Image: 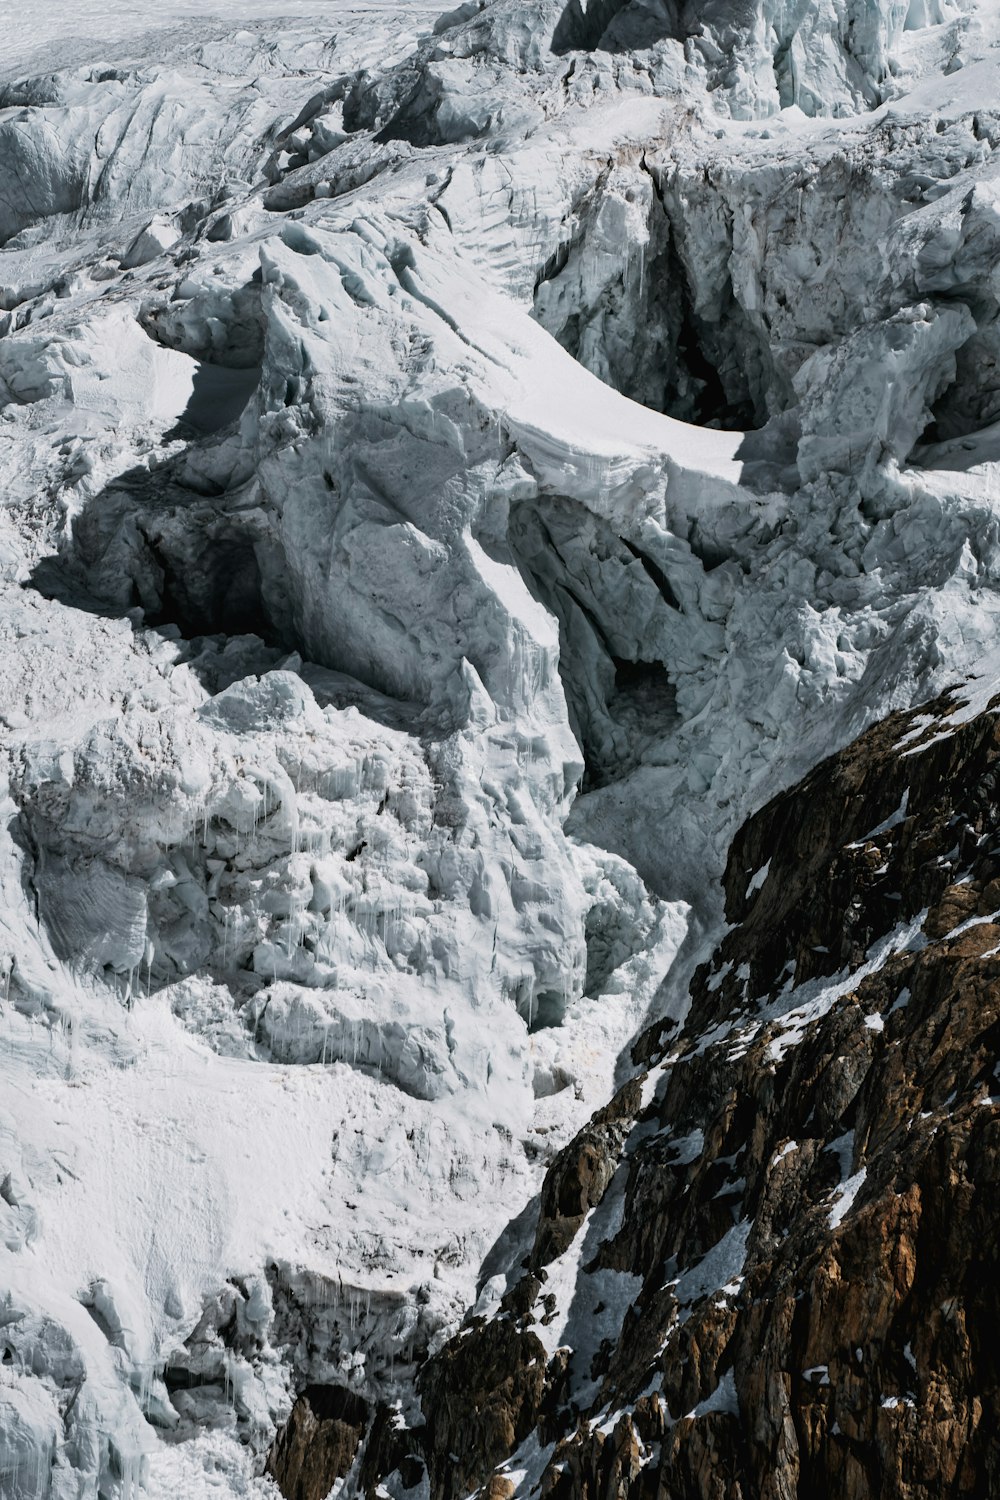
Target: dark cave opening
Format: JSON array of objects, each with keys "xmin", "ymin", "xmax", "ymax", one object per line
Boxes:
[
  {"xmin": 298, "ymin": 1384, "xmax": 370, "ymax": 1426},
  {"xmin": 535, "ymin": 212, "xmax": 762, "ymax": 434},
  {"xmin": 664, "ymin": 309, "xmax": 758, "ymax": 431},
  {"xmin": 27, "ymin": 508, "xmax": 287, "ymax": 676},
  {"xmin": 524, "ymin": 989, "xmax": 565, "ymax": 1033},
  {"xmin": 144, "ymin": 531, "xmax": 277, "ymax": 642},
  {"xmin": 611, "ymin": 655, "xmax": 675, "ymax": 705},
  {"xmin": 508, "ymin": 497, "xmax": 684, "ymax": 795}
]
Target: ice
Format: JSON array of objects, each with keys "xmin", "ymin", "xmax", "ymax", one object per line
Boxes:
[{"xmin": 4, "ymin": 0, "xmax": 1000, "ymax": 1491}]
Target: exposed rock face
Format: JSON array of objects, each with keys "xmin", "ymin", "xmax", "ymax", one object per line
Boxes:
[
  {"xmin": 382, "ymin": 678, "xmax": 1000, "ymax": 1500},
  {"xmin": 530, "ymin": 1081, "xmax": 643, "ymax": 1269},
  {"xmin": 416, "ymin": 1321, "xmax": 550, "ymax": 1500},
  {"xmin": 266, "ymin": 1385, "xmax": 369, "ymax": 1500}
]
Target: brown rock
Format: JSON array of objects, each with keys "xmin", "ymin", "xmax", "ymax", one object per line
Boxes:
[
  {"xmin": 416, "ymin": 1319, "xmax": 549, "ymax": 1500},
  {"xmin": 375, "ymin": 684, "xmax": 1000, "ymax": 1500},
  {"xmin": 530, "ymin": 1080, "xmax": 642, "ymax": 1269},
  {"xmin": 480, "ymin": 1476, "xmax": 516, "ymax": 1500},
  {"xmin": 923, "ymin": 882, "xmax": 980, "ymax": 941},
  {"xmin": 266, "ymin": 1385, "xmax": 368, "ymax": 1500}
]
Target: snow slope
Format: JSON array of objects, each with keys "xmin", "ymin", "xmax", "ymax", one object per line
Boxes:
[{"xmin": 4, "ymin": 0, "xmax": 1000, "ymax": 1495}]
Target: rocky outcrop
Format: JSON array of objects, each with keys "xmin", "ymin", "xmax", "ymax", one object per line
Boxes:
[
  {"xmin": 416, "ymin": 1321, "xmax": 550, "ymax": 1500},
  {"xmin": 266, "ymin": 1385, "xmax": 369, "ymax": 1500},
  {"xmin": 530, "ymin": 1079, "xmax": 643, "ymax": 1269},
  {"xmin": 374, "ymin": 676, "xmax": 1000, "ymax": 1500}
]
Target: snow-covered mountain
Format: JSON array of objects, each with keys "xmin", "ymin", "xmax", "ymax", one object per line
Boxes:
[{"xmin": 3, "ymin": 0, "xmax": 1000, "ymax": 1495}]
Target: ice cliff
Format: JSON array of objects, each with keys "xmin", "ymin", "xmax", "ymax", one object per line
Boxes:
[{"xmin": 3, "ymin": 0, "xmax": 1000, "ymax": 1495}]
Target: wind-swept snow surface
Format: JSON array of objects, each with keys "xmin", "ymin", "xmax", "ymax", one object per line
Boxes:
[{"xmin": 5, "ymin": 0, "xmax": 1000, "ymax": 1495}]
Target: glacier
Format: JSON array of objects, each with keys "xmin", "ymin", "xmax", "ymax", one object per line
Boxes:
[{"xmin": 3, "ymin": 0, "xmax": 1000, "ymax": 1494}]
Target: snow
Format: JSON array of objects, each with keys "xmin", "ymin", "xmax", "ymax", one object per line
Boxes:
[
  {"xmin": 853, "ymin": 792, "xmax": 910, "ymax": 845},
  {"xmin": 4, "ymin": 0, "xmax": 1000, "ymax": 1491},
  {"xmin": 762, "ymin": 917, "xmax": 928, "ymax": 1063},
  {"xmin": 829, "ymin": 1169, "xmax": 869, "ymax": 1229},
  {"xmin": 671, "ymin": 1221, "xmax": 751, "ymax": 1305},
  {"xmin": 667, "ymin": 1130, "xmax": 705, "ymax": 1167},
  {"xmin": 827, "ymin": 1129, "xmax": 868, "ymax": 1228},
  {"xmin": 744, "ymin": 861, "xmax": 771, "ymax": 900},
  {"xmin": 685, "ymin": 1369, "xmax": 738, "ymax": 1419},
  {"xmin": 528, "ymin": 1165, "xmax": 642, "ymax": 1408}
]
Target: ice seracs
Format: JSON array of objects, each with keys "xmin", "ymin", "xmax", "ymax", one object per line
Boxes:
[{"xmin": 5, "ymin": 0, "xmax": 1000, "ymax": 1494}]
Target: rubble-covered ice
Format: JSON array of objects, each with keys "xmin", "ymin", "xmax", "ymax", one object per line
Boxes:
[{"xmin": 5, "ymin": 0, "xmax": 1000, "ymax": 1494}]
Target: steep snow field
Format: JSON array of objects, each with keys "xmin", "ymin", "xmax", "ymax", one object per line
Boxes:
[{"xmin": 5, "ymin": 0, "xmax": 1000, "ymax": 1495}]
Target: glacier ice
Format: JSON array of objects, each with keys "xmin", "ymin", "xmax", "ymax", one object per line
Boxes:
[{"xmin": 4, "ymin": 0, "xmax": 1000, "ymax": 1494}]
